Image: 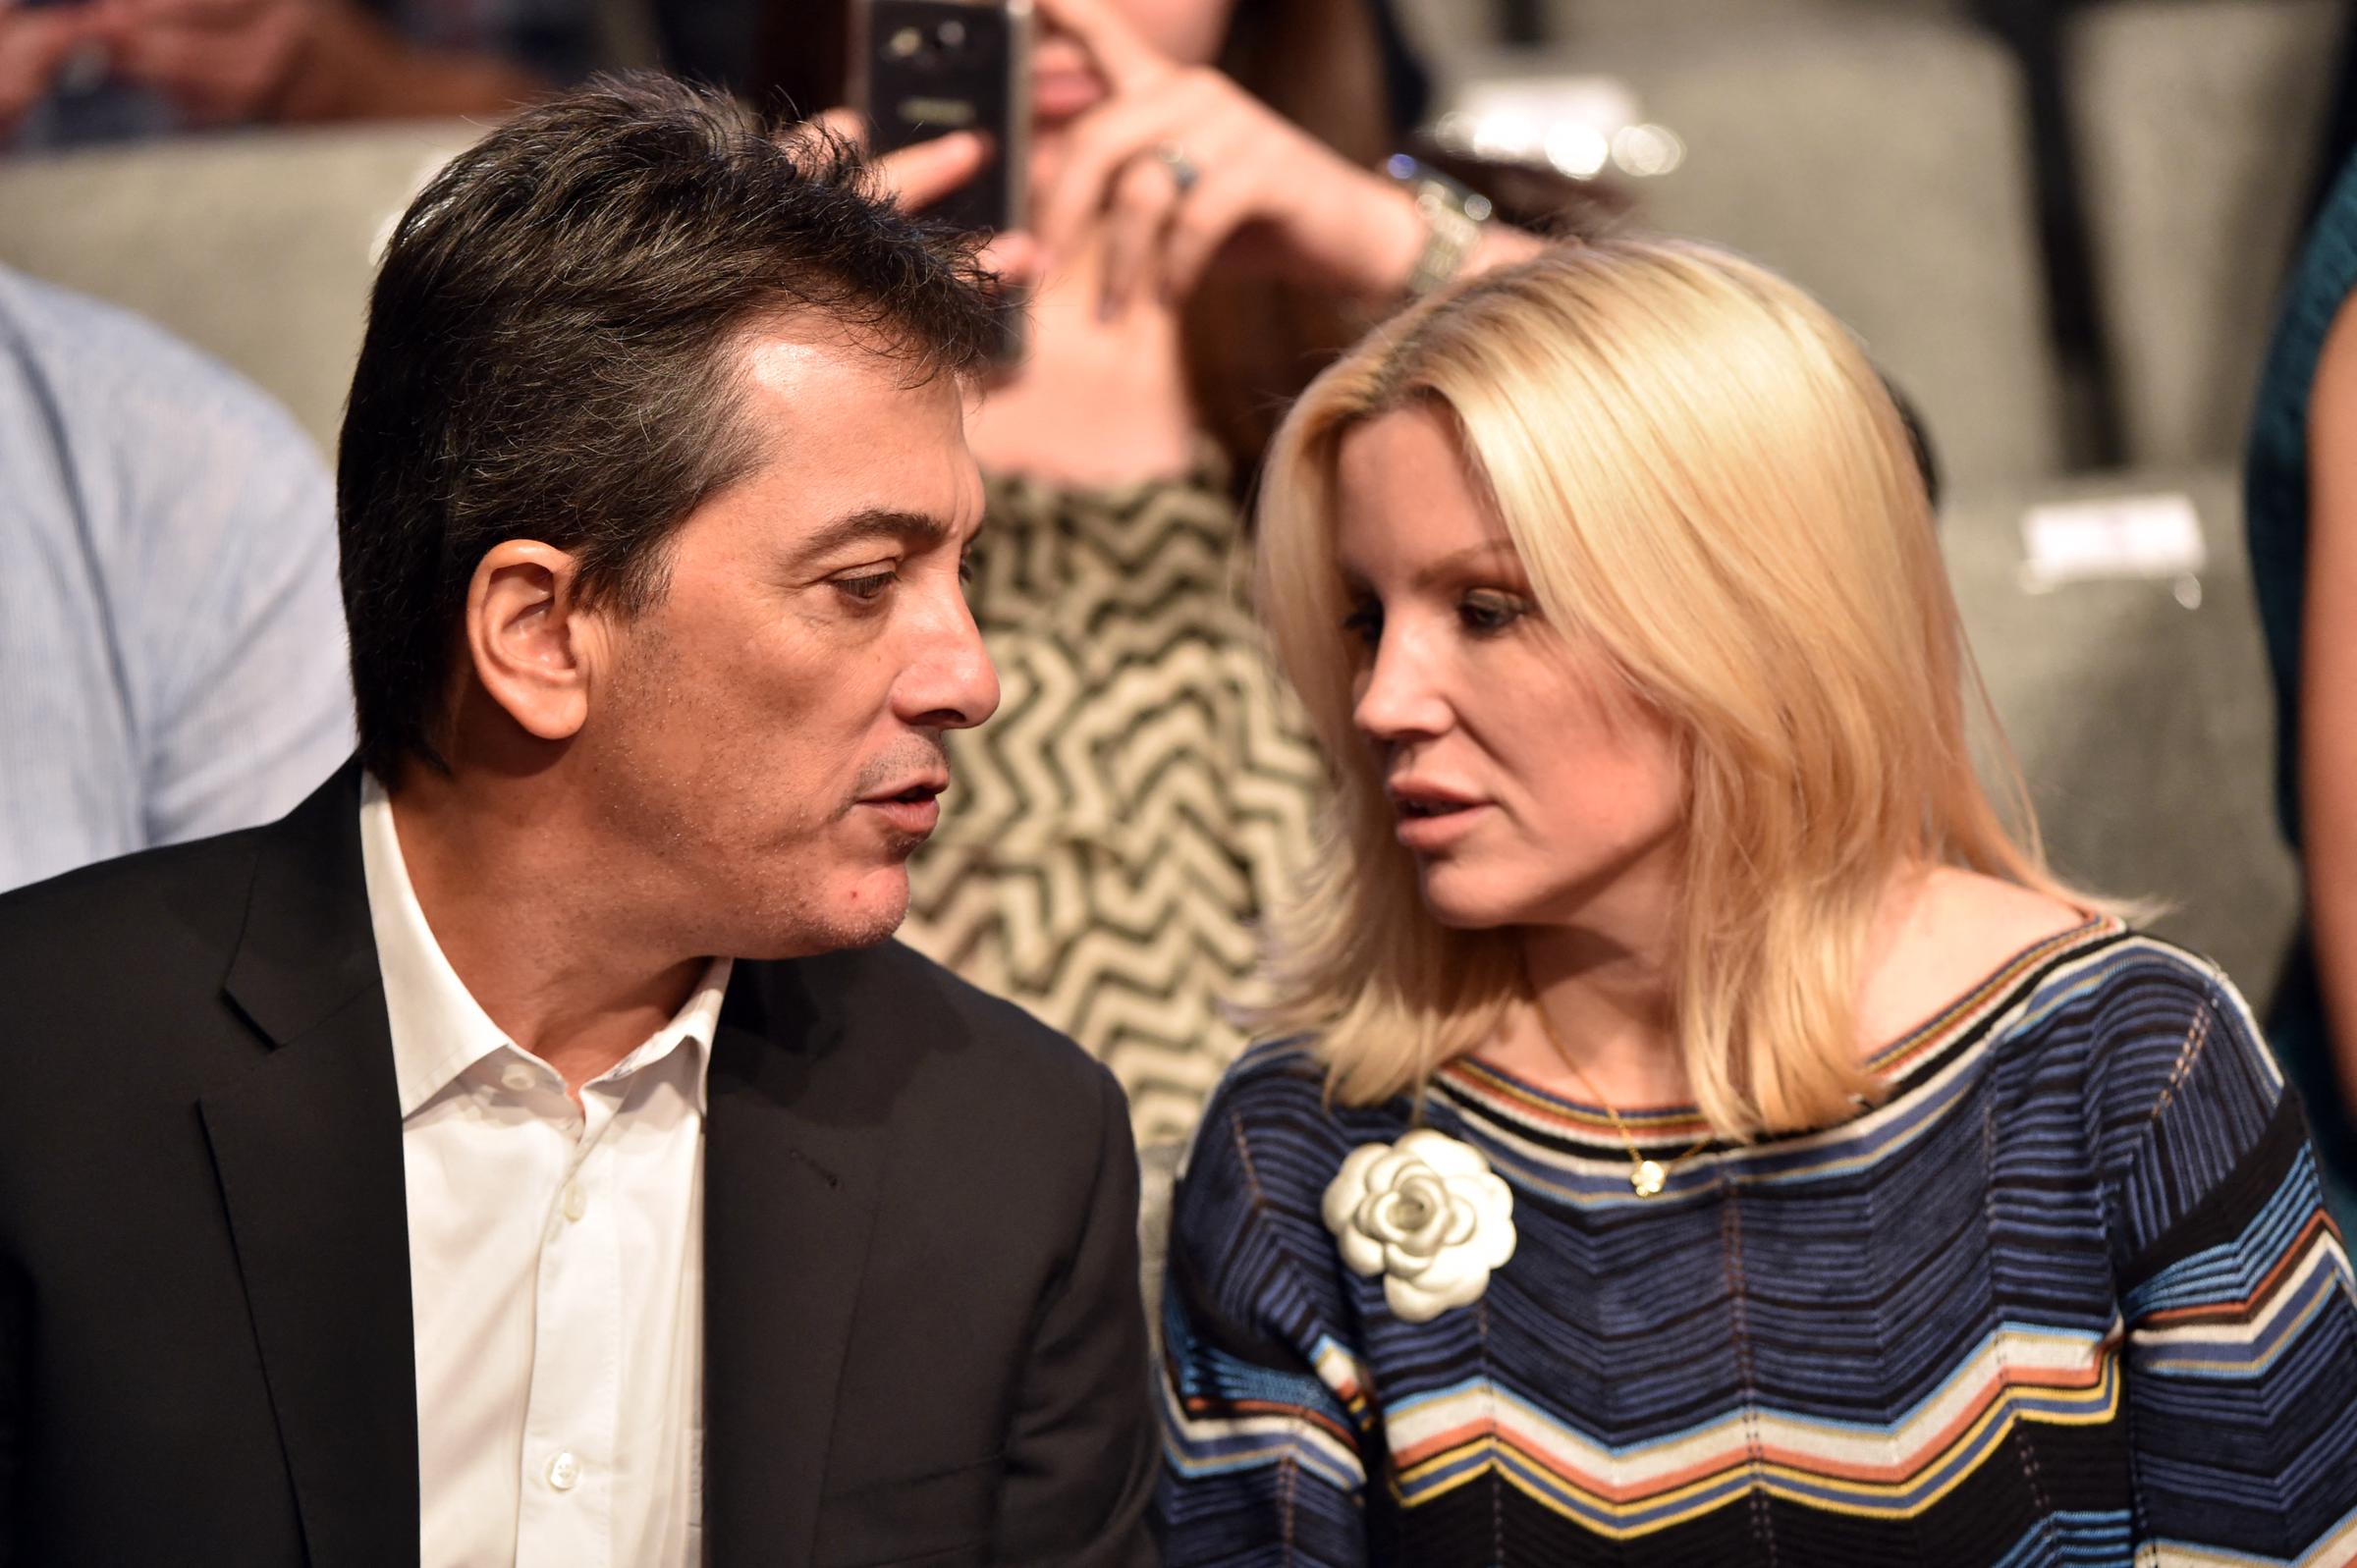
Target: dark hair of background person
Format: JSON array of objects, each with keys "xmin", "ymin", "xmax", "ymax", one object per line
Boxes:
[
  {"xmin": 338, "ymin": 73, "xmax": 1003, "ymax": 788},
  {"xmin": 2303, "ymin": 12, "xmax": 2357, "ymax": 238},
  {"xmin": 755, "ymin": 0, "xmax": 1611, "ymax": 489}
]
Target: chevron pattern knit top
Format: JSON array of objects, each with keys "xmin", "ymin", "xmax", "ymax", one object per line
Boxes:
[
  {"xmin": 896, "ymin": 457, "xmax": 1322, "ymax": 1146},
  {"xmin": 1156, "ymin": 921, "xmax": 2357, "ymax": 1565}
]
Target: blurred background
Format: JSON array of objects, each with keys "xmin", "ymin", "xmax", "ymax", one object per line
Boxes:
[{"xmin": 0, "ymin": 0, "xmax": 2339, "ymax": 1016}]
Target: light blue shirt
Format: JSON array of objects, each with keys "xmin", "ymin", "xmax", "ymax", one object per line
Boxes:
[{"xmin": 0, "ymin": 265, "xmax": 354, "ymax": 892}]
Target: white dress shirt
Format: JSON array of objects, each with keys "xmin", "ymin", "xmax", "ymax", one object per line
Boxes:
[{"xmin": 358, "ymin": 778, "xmax": 731, "ymax": 1568}]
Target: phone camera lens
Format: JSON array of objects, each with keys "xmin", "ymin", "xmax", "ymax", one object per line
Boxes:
[
  {"xmin": 887, "ymin": 25, "xmax": 922, "ymax": 58},
  {"xmin": 936, "ymin": 18, "xmax": 966, "ymax": 48}
]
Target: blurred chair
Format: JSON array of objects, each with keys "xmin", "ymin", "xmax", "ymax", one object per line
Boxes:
[
  {"xmin": 1940, "ymin": 466, "xmax": 2297, "ymax": 996},
  {"xmin": 2065, "ymin": 0, "xmax": 2346, "ymax": 468},
  {"xmin": 0, "ymin": 119, "xmax": 483, "ymax": 455},
  {"xmin": 1540, "ymin": 0, "xmax": 1970, "ymax": 44},
  {"xmin": 1392, "ymin": 0, "xmax": 1507, "ymax": 62},
  {"xmin": 1433, "ymin": 15, "xmax": 2063, "ymax": 486}
]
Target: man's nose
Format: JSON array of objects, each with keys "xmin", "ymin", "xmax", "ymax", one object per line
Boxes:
[{"xmin": 902, "ymin": 589, "xmax": 1001, "ymax": 731}]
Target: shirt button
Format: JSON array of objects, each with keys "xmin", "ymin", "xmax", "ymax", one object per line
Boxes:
[
  {"xmin": 561, "ymin": 1182, "xmax": 587, "ymax": 1222},
  {"xmin": 500, "ymin": 1063, "xmax": 536, "ymax": 1093},
  {"xmin": 546, "ymin": 1450, "xmax": 581, "ymax": 1491}
]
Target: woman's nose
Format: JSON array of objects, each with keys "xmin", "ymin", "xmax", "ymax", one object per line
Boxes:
[{"xmin": 1351, "ymin": 622, "xmax": 1450, "ymax": 743}]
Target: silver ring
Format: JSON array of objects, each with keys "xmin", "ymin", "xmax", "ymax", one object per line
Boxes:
[{"xmin": 1153, "ymin": 141, "xmax": 1200, "ymax": 194}]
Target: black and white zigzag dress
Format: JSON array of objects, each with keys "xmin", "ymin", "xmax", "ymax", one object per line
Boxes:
[{"xmin": 898, "ymin": 459, "xmax": 1324, "ymax": 1145}]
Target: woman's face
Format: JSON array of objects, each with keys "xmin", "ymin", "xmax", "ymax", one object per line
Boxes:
[
  {"xmin": 1332, "ymin": 405, "xmax": 1686, "ymax": 933},
  {"xmin": 1032, "ymin": 0, "xmax": 1237, "ymax": 122}
]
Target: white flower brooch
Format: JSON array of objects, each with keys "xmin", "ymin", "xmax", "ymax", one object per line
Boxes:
[{"xmin": 1320, "ymin": 1129, "xmax": 1516, "ymax": 1323}]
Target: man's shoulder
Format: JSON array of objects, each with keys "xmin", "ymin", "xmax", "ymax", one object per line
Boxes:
[
  {"xmin": 0, "ymin": 824, "xmax": 266, "ymax": 967},
  {"xmin": 0, "ymin": 826, "xmax": 273, "ymax": 1099}
]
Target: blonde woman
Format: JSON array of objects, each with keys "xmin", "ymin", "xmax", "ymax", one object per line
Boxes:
[{"xmin": 1155, "ymin": 241, "xmax": 2357, "ymax": 1566}]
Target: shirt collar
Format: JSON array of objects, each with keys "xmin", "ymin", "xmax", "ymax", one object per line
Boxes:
[{"xmin": 358, "ymin": 775, "xmax": 732, "ymax": 1118}]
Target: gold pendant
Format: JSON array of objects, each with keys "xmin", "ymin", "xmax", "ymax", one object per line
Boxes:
[{"xmin": 1630, "ymin": 1159, "xmax": 1666, "ymax": 1197}]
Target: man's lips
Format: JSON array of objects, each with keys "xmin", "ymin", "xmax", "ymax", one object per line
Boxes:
[{"xmin": 858, "ymin": 778, "xmax": 947, "ymax": 837}]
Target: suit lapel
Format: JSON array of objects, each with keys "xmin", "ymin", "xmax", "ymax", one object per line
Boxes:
[
  {"xmin": 204, "ymin": 762, "xmax": 420, "ymax": 1568},
  {"xmin": 703, "ymin": 955, "xmax": 892, "ymax": 1568}
]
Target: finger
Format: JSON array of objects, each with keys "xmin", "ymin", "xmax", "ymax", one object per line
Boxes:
[
  {"xmin": 114, "ymin": 0, "xmax": 279, "ymax": 30},
  {"xmin": 0, "ymin": 8, "xmax": 103, "ymax": 126},
  {"xmin": 1032, "ymin": 79, "xmax": 1195, "ymax": 255},
  {"xmin": 1097, "ymin": 153, "xmax": 1178, "ymax": 319},
  {"xmin": 870, "ymin": 128, "xmax": 992, "ymax": 212},
  {"xmin": 975, "ymin": 230, "xmax": 1044, "ymax": 292},
  {"xmin": 109, "ymin": 11, "xmax": 298, "ymax": 119},
  {"xmin": 804, "ymin": 104, "xmax": 866, "ymax": 152},
  {"xmin": 0, "ymin": 4, "xmax": 102, "ymax": 61},
  {"xmin": 1158, "ymin": 177, "xmax": 1257, "ymax": 305},
  {"xmin": 1027, "ymin": 0, "xmax": 1167, "ymax": 93},
  {"xmin": 778, "ymin": 106, "xmax": 865, "ymax": 179}
]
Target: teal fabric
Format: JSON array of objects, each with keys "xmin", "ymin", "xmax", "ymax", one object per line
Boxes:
[{"xmin": 2244, "ymin": 151, "xmax": 2357, "ymax": 1236}]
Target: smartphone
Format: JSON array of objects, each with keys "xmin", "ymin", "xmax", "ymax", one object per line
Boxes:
[{"xmin": 851, "ymin": 0, "xmax": 1033, "ymax": 236}]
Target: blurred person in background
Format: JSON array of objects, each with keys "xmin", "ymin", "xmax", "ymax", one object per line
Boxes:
[
  {"xmin": 780, "ymin": 0, "xmax": 1564, "ymax": 1137},
  {"xmin": 1161, "ymin": 241, "xmax": 2357, "ymax": 1564},
  {"xmin": 1, "ymin": 0, "xmax": 563, "ymax": 147},
  {"xmin": 0, "ymin": 260, "xmax": 353, "ymax": 893},
  {"xmin": 2247, "ymin": 150, "xmax": 2357, "ymax": 1241}
]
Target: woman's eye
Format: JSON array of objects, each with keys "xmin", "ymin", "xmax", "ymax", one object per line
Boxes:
[
  {"xmin": 1340, "ymin": 600, "xmax": 1383, "ymax": 646},
  {"xmin": 834, "ymin": 569, "xmax": 897, "ymax": 603},
  {"xmin": 1458, "ymin": 590, "xmax": 1530, "ymax": 635}
]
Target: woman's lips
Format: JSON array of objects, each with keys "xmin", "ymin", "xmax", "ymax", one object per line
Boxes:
[
  {"xmin": 1032, "ymin": 67, "xmax": 1106, "ymax": 121},
  {"xmin": 1394, "ymin": 799, "xmax": 1491, "ymax": 851}
]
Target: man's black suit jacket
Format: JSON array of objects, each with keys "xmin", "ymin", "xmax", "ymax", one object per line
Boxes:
[{"xmin": 0, "ymin": 766, "xmax": 1159, "ymax": 1567}]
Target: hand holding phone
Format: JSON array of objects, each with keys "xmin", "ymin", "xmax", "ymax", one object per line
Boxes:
[
  {"xmin": 1020, "ymin": 0, "xmax": 1487, "ymax": 316},
  {"xmin": 802, "ymin": 105, "xmax": 1045, "ymax": 299},
  {"xmin": 851, "ymin": 0, "xmax": 1031, "ymax": 236}
]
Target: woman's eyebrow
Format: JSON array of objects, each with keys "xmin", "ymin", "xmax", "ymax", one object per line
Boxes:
[
  {"xmin": 1336, "ymin": 541, "xmax": 1520, "ymax": 594},
  {"xmin": 1411, "ymin": 541, "xmax": 1521, "ymax": 590}
]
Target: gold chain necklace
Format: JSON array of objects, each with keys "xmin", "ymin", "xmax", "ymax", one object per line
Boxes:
[{"xmin": 1533, "ymin": 1010, "xmax": 1712, "ymax": 1198}]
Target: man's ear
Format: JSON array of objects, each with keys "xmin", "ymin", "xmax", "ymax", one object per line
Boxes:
[{"xmin": 463, "ymin": 541, "xmax": 603, "ymax": 743}]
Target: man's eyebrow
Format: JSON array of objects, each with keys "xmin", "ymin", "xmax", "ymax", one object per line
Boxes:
[{"xmin": 794, "ymin": 507, "xmax": 957, "ymax": 561}]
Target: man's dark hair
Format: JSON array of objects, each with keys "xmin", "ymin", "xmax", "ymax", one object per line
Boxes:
[{"xmin": 338, "ymin": 72, "xmax": 1001, "ymax": 785}]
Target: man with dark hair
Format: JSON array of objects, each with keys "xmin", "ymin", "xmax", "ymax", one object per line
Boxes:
[{"xmin": 0, "ymin": 75, "xmax": 1155, "ymax": 1567}]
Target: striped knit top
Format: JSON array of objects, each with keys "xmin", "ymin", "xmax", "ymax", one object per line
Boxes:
[{"xmin": 1156, "ymin": 920, "xmax": 2357, "ymax": 1565}]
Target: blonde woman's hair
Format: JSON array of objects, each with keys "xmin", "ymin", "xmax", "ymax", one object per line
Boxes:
[{"xmin": 1251, "ymin": 237, "xmax": 2082, "ymax": 1140}]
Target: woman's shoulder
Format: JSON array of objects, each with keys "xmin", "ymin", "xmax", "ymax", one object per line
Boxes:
[
  {"xmin": 1206, "ymin": 1035, "xmax": 1334, "ymax": 1107},
  {"xmin": 1867, "ymin": 869, "xmax": 2258, "ymax": 1043},
  {"xmin": 1862, "ymin": 869, "xmax": 2089, "ymax": 1044},
  {"xmin": 1869, "ymin": 870, "xmax": 2270, "ymax": 1091},
  {"xmin": 1998, "ymin": 930, "xmax": 2309, "ymax": 1265},
  {"xmin": 1996, "ymin": 918, "xmax": 2248, "ymax": 1041},
  {"xmin": 2006, "ymin": 925, "xmax": 2266, "ymax": 1078},
  {"xmin": 1965, "ymin": 908, "xmax": 2285, "ymax": 1152}
]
